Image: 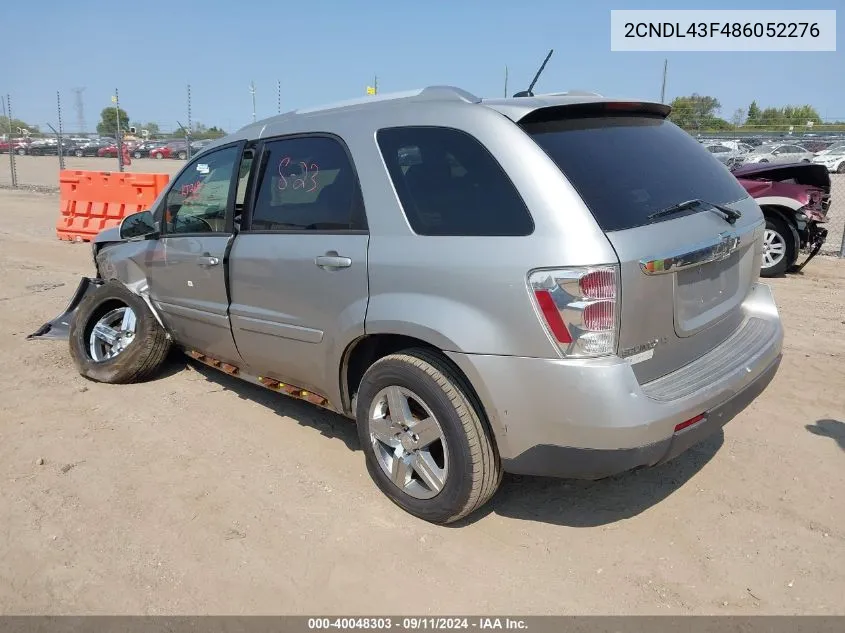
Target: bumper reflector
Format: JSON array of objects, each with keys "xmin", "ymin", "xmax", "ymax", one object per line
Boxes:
[{"xmin": 674, "ymin": 413, "xmax": 706, "ymax": 433}]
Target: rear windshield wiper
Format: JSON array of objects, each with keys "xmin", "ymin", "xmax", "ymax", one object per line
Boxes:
[{"xmin": 647, "ymin": 199, "xmax": 742, "ymax": 224}]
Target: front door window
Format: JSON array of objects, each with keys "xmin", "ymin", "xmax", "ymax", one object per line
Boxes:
[{"xmin": 163, "ymin": 146, "xmax": 240, "ymax": 234}]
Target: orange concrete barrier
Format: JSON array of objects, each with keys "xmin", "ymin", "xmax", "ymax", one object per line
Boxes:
[{"xmin": 56, "ymin": 170, "xmax": 171, "ymax": 241}]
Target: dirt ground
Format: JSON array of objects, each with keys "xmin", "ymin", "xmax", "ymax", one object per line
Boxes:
[{"xmin": 0, "ymin": 188, "xmax": 843, "ymax": 615}]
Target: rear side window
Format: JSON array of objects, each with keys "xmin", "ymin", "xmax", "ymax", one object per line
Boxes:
[
  {"xmin": 249, "ymin": 135, "xmax": 366, "ymax": 231},
  {"xmin": 376, "ymin": 126, "xmax": 533, "ymax": 236},
  {"xmin": 521, "ymin": 115, "xmax": 749, "ymax": 232}
]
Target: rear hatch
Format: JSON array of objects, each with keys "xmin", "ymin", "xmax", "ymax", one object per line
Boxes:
[{"xmin": 519, "ymin": 104, "xmax": 764, "ymax": 383}]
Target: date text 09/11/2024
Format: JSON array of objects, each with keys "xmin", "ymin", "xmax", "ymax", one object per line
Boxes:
[
  {"xmin": 624, "ymin": 22, "xmax": 821, "ymax": 39},
  {"xmin": 307, "ymin": 617, "xmax": 528, "ymax": 630}
]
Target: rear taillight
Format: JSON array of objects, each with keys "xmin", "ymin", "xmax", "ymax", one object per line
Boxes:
[{"xmin": 528, "ymin": 265, "xmax": 619, "ymax": 358}]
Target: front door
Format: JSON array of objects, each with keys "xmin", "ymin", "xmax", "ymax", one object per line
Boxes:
[
  {"xmin": 228, "ymin": 134, "xmax": 369, "ymax": 396},
  {"xmin": 149, "ymin": 142, "xmax": 252, "ymax": 365}
]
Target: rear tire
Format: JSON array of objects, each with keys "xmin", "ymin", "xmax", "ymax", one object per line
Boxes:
[
  {"xmin": 761, "ymin": 216, "xmax": 796, "ymax": 277},
  {"xmin": 356, "ymin": 348, "xmax": 501, "ymax": 524},
  {"xmin": 133, "ymin": 151, "xmax": 142, "ymax": 159},
  {"xmin": 68, "ymin": 281, "xmax": 171, "ymax": 384},
  {"xmin": 178, "ymin": 151, "xmax": 187, "ymax": 160}
]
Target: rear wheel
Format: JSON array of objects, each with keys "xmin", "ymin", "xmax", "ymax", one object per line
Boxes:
[
  {"xmin": 69, "ymin": 281, "xmax": 171, "ymax": 384},
  {"xmin": 356, "ymin": 348, "xmax": 501, "ymax": 524},
  {"xmin": 154, "ymin": 152, "xmax": 163, "ymax": 159},
  {"xmin": 133, "ymin": 151, "xmax": 142, "ymax": 159},
  {"xmin": 761, "ymin": 216, "xmax": 796, "ymax": 277},
  {"xmin": 75, "ymin": 149, "xmax": 83, "ymax": 157},
  {"xmin": 177, "ymin": 151, "xmax": 187, "ymax": 160}
]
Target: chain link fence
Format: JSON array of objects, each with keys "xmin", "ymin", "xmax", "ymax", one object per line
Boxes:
[{"xmin": 824, "ymin": 175, "xmax": 845, "ymax": 257}]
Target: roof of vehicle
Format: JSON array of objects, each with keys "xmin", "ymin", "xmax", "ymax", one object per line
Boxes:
[{"xmin": 198, "ymin": 85, "xmax": 669, "ymax": 155}]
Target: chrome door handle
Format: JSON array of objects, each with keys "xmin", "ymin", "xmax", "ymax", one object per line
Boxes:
[
  {"xmin": 315, "ymin": 255, "xmax": 352, "ymax": 270},
  {"xmin": 197, "ymin": 255, "xmax": 220, "ymax": 267}
]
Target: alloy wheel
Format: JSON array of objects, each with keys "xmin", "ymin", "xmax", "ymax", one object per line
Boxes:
[
  {"xmin": 88, "ymin": 306, "xmax": 138, "ymax": 362},
  {"xmin": 762, "ymin": 228, "xmax": 787, "ymax": 269},
  {"xmin": 368, "ymin": 385, "xmax": 449, "ymax": 500}
]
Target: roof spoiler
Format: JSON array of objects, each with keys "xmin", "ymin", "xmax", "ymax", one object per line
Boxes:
[{"xmin": 518, "ymin": 101, "xmax": 672, "ymax": 125}]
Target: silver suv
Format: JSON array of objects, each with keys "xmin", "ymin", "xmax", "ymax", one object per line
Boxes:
[{"xmin": 31, "ymin": 86, "xmax": 784, "ymax": 524}]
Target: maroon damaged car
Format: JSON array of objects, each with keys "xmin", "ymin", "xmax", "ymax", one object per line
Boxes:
[{"xmin": 731, "ymin": 162, "xmax": 831, "ymax": 276}]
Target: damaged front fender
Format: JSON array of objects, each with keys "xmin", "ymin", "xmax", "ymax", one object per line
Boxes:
[{"xmin": 26, "ymin": 277, "xmax": 103, "ymax": 341}]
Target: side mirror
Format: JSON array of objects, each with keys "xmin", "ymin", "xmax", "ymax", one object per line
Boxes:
[{"xmin": 119, "ymin": 209, "xmax": 159, "ymax": 240}]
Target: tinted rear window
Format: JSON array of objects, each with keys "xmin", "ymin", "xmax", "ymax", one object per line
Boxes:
[
  {"xmin": 521, "ymin": 115, "xmax": 749, "ymax": 232},
  {"xmin": 376, "ymin": 126, "xmax": 534, "ymax": 236}
]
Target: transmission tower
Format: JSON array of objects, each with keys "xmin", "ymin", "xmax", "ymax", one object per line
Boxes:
[{"xmin": 72, "ymin": 87, "xmax": 86, "ymax": 134}]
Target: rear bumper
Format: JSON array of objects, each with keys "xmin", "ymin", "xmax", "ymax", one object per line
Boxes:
[
  {"xmin": 445, "ymin": 282, "xmax": 783, "ymax": 479},
  {"xmin": 498, "ymin": 353, "xmax": 779, "ymax": 479}
]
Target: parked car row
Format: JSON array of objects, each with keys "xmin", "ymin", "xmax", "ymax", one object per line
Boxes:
[
  {"xmin": 1, "ymin": 136, "xmax": 217, "ymax": 159},
  {"xmin": 703, "ymin": 137, "xmax": 845, "ymax": 173}
]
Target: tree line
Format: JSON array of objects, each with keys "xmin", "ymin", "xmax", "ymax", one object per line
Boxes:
[
  {"xmin": 96, "ymin": 108, "xmax": 227, "ymax": 140},
  {"xmin": 667, "ymin": 94, "xmax": 844, "ymax": 133}
]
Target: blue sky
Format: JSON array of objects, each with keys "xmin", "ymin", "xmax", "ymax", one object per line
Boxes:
[{"xmin": 2, "ymin": 0, "xmax": 842, "ymax": 134}]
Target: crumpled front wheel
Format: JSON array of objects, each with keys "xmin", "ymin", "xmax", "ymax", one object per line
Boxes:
[{"xmin": 68, "ymin": 280, "xmax": 171, "ymax": 384}]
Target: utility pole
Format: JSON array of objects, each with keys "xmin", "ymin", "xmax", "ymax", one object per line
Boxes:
[
  {"xmin": 114, "ymin": 88, "xmax": 123, "ymax": 172},
  {"xmin": 374, "ymin": 75, "xmax": 378, "ymax": 95},
  {"xmin": 249, "ymin": 81, "xmax": 256, "ymax": 122},
  {"xmin": 72, "ymin": 87, "xmax": 86, "ymax": 134},
  {"xmin": 277, "ymin": 80, "xmax": 281, "ymax": 114},
  {"xmin": 504, "ymin": 65, "xmax": 508, "ymax": 98},
  {"xmin": 660, "ymin": 58, "xmax": 668, "ymax": 104}
]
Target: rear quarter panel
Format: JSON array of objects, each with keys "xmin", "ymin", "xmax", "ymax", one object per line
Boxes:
[{"xmin": 326, "ymin": 102, "xmax": 620, "ymax": 357}]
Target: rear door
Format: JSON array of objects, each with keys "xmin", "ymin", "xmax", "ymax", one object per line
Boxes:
[
  {"xmin": 521, "ymin": 108, "xmax": 764, "ymax": 383},
  {"xmin": 228, "ymin": 134, "xmax": 369, "ymax": 396},
  {"xmin": 148, "ymin": 142, "xmax": 249, "ymax": 365},
  {"xmin": 772, "ymin": 145, "xmax": 796, "ymax": 164}
]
